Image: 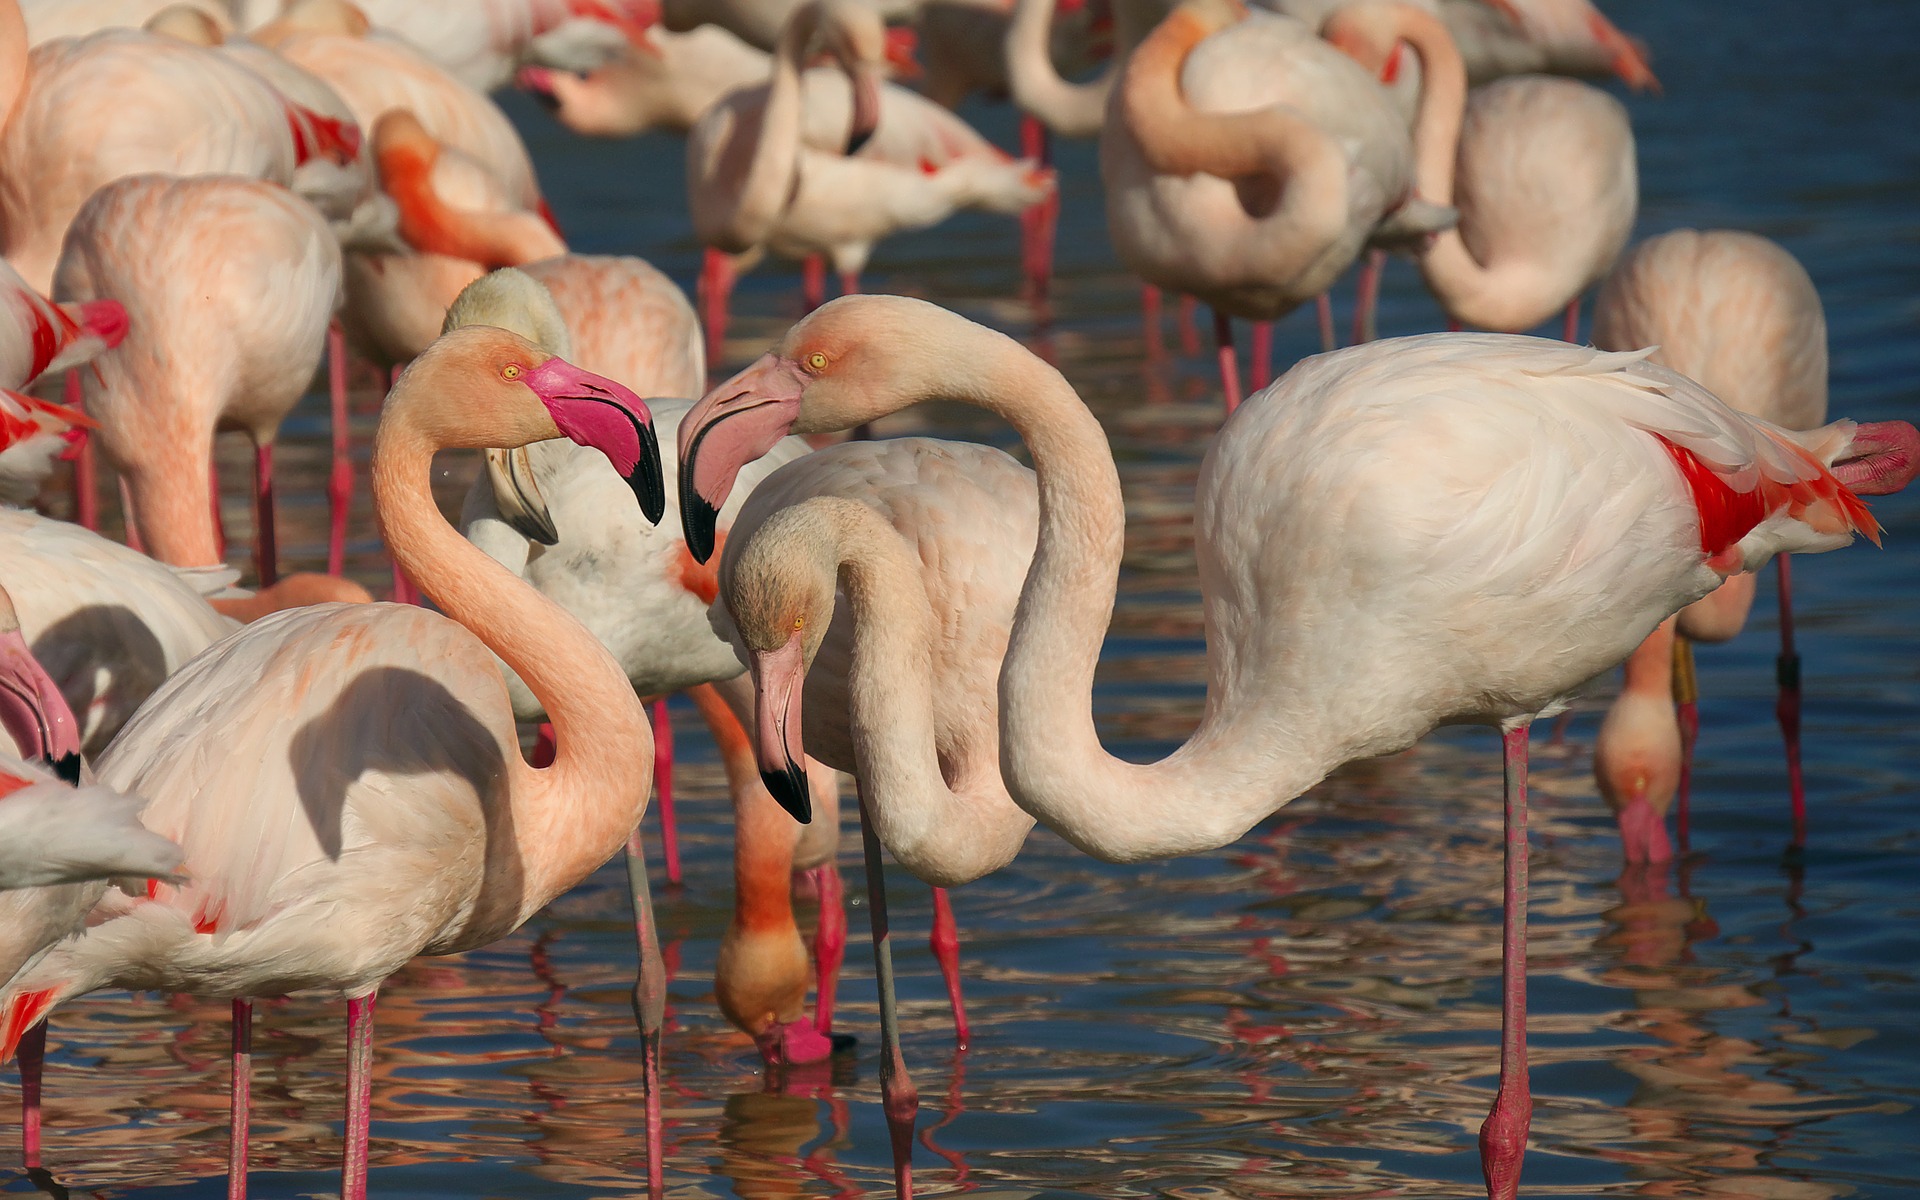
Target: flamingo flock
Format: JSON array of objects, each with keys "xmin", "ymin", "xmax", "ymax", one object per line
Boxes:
[{"xmin": 0, "ymin": 1, "xmax": 1912, "ymax": 1200}]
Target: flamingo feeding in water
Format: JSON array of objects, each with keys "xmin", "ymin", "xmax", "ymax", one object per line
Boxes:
[
  {"xmin": 1591, "ymin": 230, "xmax": 1868, "ymax": 859},
  {"xmin": 0, "ymin": 275, "xmax": 670, "ymax": 1200},
  {"xmin": 675, "ymin": 295, "xmax": 1920, "ymax": 1200}
]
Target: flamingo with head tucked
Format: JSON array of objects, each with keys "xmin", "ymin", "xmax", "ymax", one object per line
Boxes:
[
  {"xmin": 0, "ymin": 273, "xmax": 668, "ymax": 1200},
  {"xmin": 676, "ymin": 295, "xmax": 1920, "ymax": 1200}
]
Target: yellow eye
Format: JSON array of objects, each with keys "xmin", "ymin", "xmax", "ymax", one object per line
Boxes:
[
  {"xmin": 503, "ymin": 364, "xmax": 522, "ymax": 380},
  {"xmin": 805, "ymin": 351, "xmax": 828, "ymax": 372},
  {"xmin": 792, "ymin": 615, "xmax": 805, "ymax": 631}
]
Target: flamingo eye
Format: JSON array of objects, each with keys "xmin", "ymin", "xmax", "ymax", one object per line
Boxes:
[
  {"xmin": 792, "ymin": 615, "xmax": 805, "ymax": 631},
  {"xmin": 503, "ymin": 363, "xmax": 522, "ymax": 380},
  {"xmin": 805, "ymin": 352, "xmax": 828, "ymax": 372}
]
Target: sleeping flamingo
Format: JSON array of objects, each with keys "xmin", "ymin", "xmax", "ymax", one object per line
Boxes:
[
  {"xmin": 676, "ymin": 295, "xmax": 1920, "ymax": 1200},
  {"xmin": 687, "ymin": 0, "xmax": 1051, "ymax": 366},
  {"xmin": 1323, "ymin": 5, "xmax": 1635, "ymax": 342},
  {"xmin": 0, "ymin": 274, "xmax": 669, "ymax": 1200},
  {"xmin": 1593, "ymin": 230, "xmax": 1852, "ymax": 859},
  {"xmin": 1101, "ymin": 0, "xmax": 1458, "ymax": 410},
  {"xmin": 54, "ymin": 174, "xmax": 372, "ymax": 614}
]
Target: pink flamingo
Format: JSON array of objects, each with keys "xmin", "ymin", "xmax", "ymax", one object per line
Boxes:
[
  {"xmin": 1593, "ymin": 230, "xmax": 1851, "ymax": 859},
  {"xmin": 1325, "ymin": 5, "xmax": 1634, "ymax": 342},
  {"xmin": 1460, "ymin": 0, "xmax": 1656, "ymax": 89},
  {"xmin": 1101, "ymin": 0, "xmax": 1459, "ymax": 410},
  {"xmin": 0, "ymin": 276, "xmax": 669, "ymax": 1200},
  {"xmin": 518, "ymin": 25, "xmax": 770, "ymax": 137},
  {"xmin": 54, "ymin": 173, "xmax": 372, "ymax": 615},
  {"xmin": 676, "ymin": 295, "xmax": 1920, "ymax": 1200},
  {"xmin": 686, "ymin": 0, "xmax": 1050, "ymax": 366},
  {"xmin": 316, "ymin": 0, "xmax": 661, "ymax": 92},
  {"xmin": 19, "ymin": 0, "xmax": 233, "ymax": 43}
]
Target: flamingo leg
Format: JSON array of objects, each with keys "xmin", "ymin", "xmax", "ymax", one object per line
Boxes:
[
  {"xmin": 929, "ymin": 888, "xmax": 968, "ymax": 1051},
  {"xmin": 839, "ymin": 272, "xmax": 861, "ymax": 298},
  {"xmin": 1315, "ymin": 294, "xmax": 1336, "ymax": 353},
  {"xmin": 230, "ymin": 999, "xmax": 252, "ymax": 1200},
  {"xmin": 253, "ymin": 443, "xmax": 278, "ymax": 589},
  {"xmin": 1776, "ymin": 553, "xmax": 1804, "ymax": 849},
  {"xmin": 700, "ymin": 248, "xmax": 734, "ymax": 377},
  {"xmin": 808, "ymin": 863, "xmax": 846, "ymax": 1035},
  {"xmin": 1671, "ymin": 634, "xmax": 1699, "ymax": 856},
  {"xmin": 1141, "ymin": 285, "xmax": 1165, "ymax": 359},
  {"xmin": 210, "ymin": 459, "xmax": 228, "ymax": 560},
  {"xmin": 19, "ymin": 1018, "xmax": 44, "ymax": 1169},
  {"xmin": 1351, "ymin": 249, "xmax": 1385, "ymax": 346},
  {"xmin": 327, "ymin": 323, "xmax": 351, "ymax": 577},
  {"xmin": 1562, "ymin": 296, "xmax": 1581, "ymax": 343},
  {"xmin": 859, "ymin": 787, "xmax": 919, "ymax": 1200},
  {"xmin": 1177, "ymin": 295, "xmax": 1201, "ymax": 356},
  {"xmin": 1250, "ymin": 322, "xmax": 1273, "ymax": 392},
  {"xmin": 341, "ymin": 991, "xmax": 376, "ymax": 1200},
  {"xmin": 118, "ymin": 476, "xmax": 144, "ymax": 553},
  {"xmin": 1212, "ymin": 309, "xmax": 1243, "ymax": 414},
  {"xmin": 1479, "ymin": 722, "xmax": 1532, "ymax": 1200},
  {"xmin": 803, "ymin": 256, "xmax": 827, "ymax": 314},
  {"xmin": 1019, "ymin": 117, "xmax": 1057, "ymax": 308},
  {"xmin": 626, "ymin": 828, "xmax": 668, "ymax": 1199},
  {"xmin": 651, "ymin": 699, "xmax": 680, "ymax": 886},
  {"xmin": 66, "ymin": 372, "xmax": 98, "ymax": 532}
]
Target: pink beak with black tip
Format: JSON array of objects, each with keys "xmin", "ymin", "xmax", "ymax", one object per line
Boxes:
[
  {"xmin": 0, "ymin": 628, "xmax": 81, "ymax": 785},
  {"xmin": 847, "ymin": 63, "xmax": 883, "ymax": 155},
  {"xmin": 751, "ymin": 632, "xmax": 811, "ymax": 824},
  {"xmin": 676, "ymin": 353, "xmax": 810, "ymax": 563},
  {"xmin": 522, "ymin": 356, "xmax": 665, "ymax": 523}
]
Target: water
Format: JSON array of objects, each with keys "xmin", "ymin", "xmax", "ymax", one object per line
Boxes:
[{"xmin": 14, "ymin": 0, "xmax": 1920, "ymax": 1196}]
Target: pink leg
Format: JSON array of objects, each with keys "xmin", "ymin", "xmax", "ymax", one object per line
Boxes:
[
  {"xmin": 118, "ymin": 477, "xmax": 144, "ymax": 553},
  {"xmin": 858, "ymin": 788, "xmax": 919, "ymax": 1200},
  {"xmin": 210, "ymin": 460, "xmax": 228, "ymax": 560},
  {"xmin": 1562, "ymin": 296, "xmax": 1581, "ymax": 343},
  {"xmin": 66, "ymin": 372, "xmax": 98, "ymax": 532},
  {"xmin": 1479, "ymin": 724, "xmax": 1532, "ymax": 1200},
  {"xmin": 230, "ymin": 999, "xmax": 252, "ymax": 1200},
  {"xmin": 651, "ymin": 699, "xmax": 680, "ymax": 886},
  {"xmin": 624, "ymin": 830, "xmax": 667, "ymax": 1198},
  {"xmin": 390, "ymin": 562, "xmax": 420, "ymax": 606},
  {"xmin": 327, "ymin": 323, "xmax": 351, "ymax": 578},
  {"xmin": 342, "ymin": 992, "xmax": 376, "ymax": 1200},
  {"xmin": 1250, "ymin": 322, "xmax": 1273, "ymax": 392},
  {"xmin": 1672, "ymin": 635, "xmax": 1698, "ymax": 857},
  {"xmin": 1212, "ymin": 309, "xmax": 1243, "ymax": 414},
  {"xmin": 809, "ymin": 863, "xmax": 846, "ymax": 1035},
  {"xmin": 253, "ymin": 443, "xmax": 277, "ymax": 589},
  {"xmin": 839, "ymin": 272, "xmax": 861, "ymax": 298},
  {"xmin": 699, "ymin": 248, "xmax": 734, "ymax": 376},
  {"xmin": 19, "ymin": 1018, "xmax": 44, "ymax": 1169},
  {"xmin": 1315, "ymin": 294, "xmax": 1335, "ymax": 353},
  {"xmin": 1177, "ymin": 295, "xmax": 1201, "ymax": 357},
  {"xmin": 1776, "ymin": 554, "xmax": 1804, "ymax": 849},
  {"xmin": 1141, "ymin": 285, "xmax": 1165, "ymax": 360},
  {"xmin": 1018, "ymin": 117, "xmax": 1056, "ymax": 307},
  {"xmin": 1351, "ymin": 249, "xmax": 1385, "ymax": 346},
  {"xmin": 929, "ymin": 888, "xmax": 968, "ymax": 1051},
  {"xmin": 803, "ymin": 255, "xmax": 827, "ymax": 314}
]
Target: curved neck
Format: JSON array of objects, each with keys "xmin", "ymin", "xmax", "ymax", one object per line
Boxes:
[
  {"xmin": 905, "ymin": 321, "xmax": 1329, "ymax": 862},
  {"xmin": 1621, "ymin": 616, "xmax": 1674, "ymax": 698},
  {"xmin": 814, "ymin": 498, "xmax": 1030, "ymax": 886},
  {"xmin": 383, "ymin": 142, "xmax": 567, "ymax": 271},
  {"xmin": 696, "ymin": 11, "xmax": 816, "ymax": 250},
  {"xmin": 1397, "ymin": 6, "xmax": 1466, "ymax": 210},
  {"xmin": 1005, "ymin": 0, "xmax": 1111, "ymax": 138},
  {"xmin": 1118, "ymin": 4, "xmax": 1349, "ymax": 279},
  {"xmin": 372, "ymin": 400, "xmax": 651, "ymax": 923},
  {"xmin": 689, "ymin": 682, "xmax": 796, "ymax": 932}
]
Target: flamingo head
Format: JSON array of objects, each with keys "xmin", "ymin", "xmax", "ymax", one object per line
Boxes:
[
  {"xmin": 1593, "ymin": 689, "xmax": 1681, "ymax": 866},
  {"xmin": 715, "ymin": 923, "xmax": 838, "ymax": 1066},
  {"xmin": 402, "ymin": 322, "xmax": 664, "ymax": 523},
  {"xmin": 0, "ymin": 586, "xmax": 80, "ymax": 783}
]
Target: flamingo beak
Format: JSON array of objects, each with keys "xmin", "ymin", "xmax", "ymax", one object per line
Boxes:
[
  {"xmin": 522, "ymin": 357, "xmax": 665, "ymax": 524},
  {"xmin": 754, "ymin": 1017, "xmax": 837, "ymax": 1066},
  {"xmin": 0, "ymin": 628, "xmax": 80, "ymax": 783},
  {"xmin": 1833, "ymin": 420, "xmax": 1920, "ymax": 497},
  {"xmin": 485, "ymin": 446, "xmax": 560, "ymax": 545},
  {"xmin": 846, "ymin": 64, "xmax": 883, "ymax": 155},
  {"xmin": 750, "ymin": 632, "xmax": 811, "ymax": 824},
  {"xmin": 677, "ymin": 354, "xmax": 807, "ymax": 563}
]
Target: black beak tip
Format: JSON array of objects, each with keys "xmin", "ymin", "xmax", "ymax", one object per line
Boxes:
[
  {"xmin": 760, "ymin": 760, "xmax": 812, "ymax": 824},
  {"xmin": 49, "ymin": 752, "xmax": 80, "ymax": 786},
  {"xmin": 828, "ymin": 1032, "xmax": 858, "ymax": 1054},
  {"xmin": 628, "ymin": 423, "xmax": 666, "ymax": 525},
  {"xmin": 508, "ymin": 512, "xmax": 561, "ymax": 546},
  {"xmin": 682, "ymin": 490, "xmax": 719, "ymax": 564},
  {"xmin": 845, "ymin": 127, "xmax": 874, "ymax": 157}
]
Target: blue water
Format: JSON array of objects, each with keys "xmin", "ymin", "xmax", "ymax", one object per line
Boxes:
[{"xmin": 12, "ymin": 0, "xmax": 1920, "ymax": 1196}]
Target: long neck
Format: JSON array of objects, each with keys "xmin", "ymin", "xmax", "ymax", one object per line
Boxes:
[
  {"xmin": 689, "ymin": 682, "xmax": 796, "ymax": 933},
  {"xmin": 385, "ymin": 145, "xmax": 567, "ymax": 270},
  {"xmin": 1005, "ymin": 0, "xmax": 1111, "ymax": 138},
  {"xmin": 372, "ymin": 412, "xmax": 651, "ymax": 923},
  {"xmin": 924, "ymin": 323, "xmax": 1328, "ymax": 862},
  {"xmin": 695, "ymin": 11, "xmax": 813, "ymax": 251},
  {"xmin": 1117, "ymin": 4, "xmax": 1349, "ymax": 281},
  {"xmin": 1620, "ymin": 616, "xmax": 1674, "ymax": 698},
  {"xmin": 820, "ymin": 499, "xmax": 1032, "ymax": 886}
]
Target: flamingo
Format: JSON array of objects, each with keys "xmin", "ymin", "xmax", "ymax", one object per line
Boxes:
[
  {"xmin": 299, "ymin": 0, "xmax": 661, "ymax": 92},
  {"xmin": 0, "ymin": 752, "xmax": 181, "ymax": 893},
  {"xmin": 0, "ymin": 258, "xmax": 125, "ymax": 507},
  {"xmin": 517, "ymin": 25, "xmax": 770, "ymax": 138},
  {"xmin": 1591, "ymin": 230, "xmax": 1871, "ymax": 859},
  {"xmin": 686, "ymin": 0, "xmax": 1051, "ymax": 366},
  {"xmin": 1324, "ymin": 5, "xmax": 1634, "ymax": 342},
  {"xmin": 453, "ymin": 261, "xmax": 854, "ymax": 1058},
  {"xmin": 675, "ymin": 295, "xmax": 1920, "ymax": 1200},
  {"xmin": 19, "ymin": 0, "xmax": 231, "ymax": 44},
  {"xmin": 1100, "ymin": 0, "xmax": 1459, "ymax": 410},
  {"xmin": 0, "ymin": 274, "xmax": 669, "ymax": 1200},
  {"xmin": 53, "ymin": 173, "xmax": 372, "ymax": 616}
]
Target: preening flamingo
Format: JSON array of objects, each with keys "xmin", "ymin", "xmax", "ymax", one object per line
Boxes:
[
  {"xmin": 0, "ymin": 752, "xmax": 181, "ymax": 893},
  {"xmin": 687, "ymin": 0, "xmax": 1051, "ymax": 365},
  {"xmin": 454, "ymin": 261, "xmax": 851, "ymax": 1059},
  {"xmin": 53, "ymin": 173, "xmax": 371, "ymax": 614},
  {"xmin": 1100, "ymin": 0, "xmax": 1459, "ymax": 409},
  {"xmin": 1590, "ymin": 230, "xmax": 1892, "ymax": 859},
  {"xmin": 0, "ymin": 281, "xmax": 669, "ymax": 1200},
  {"xmin": 677, "ymin": 295, "xmax": 1920, "ymax": 1200},
  {"xmin": 518, "ymin": 25, "xmax": 769, "ymax": 138}
]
